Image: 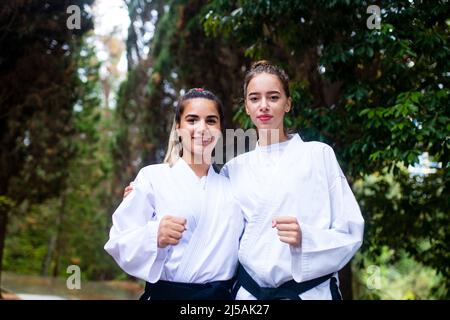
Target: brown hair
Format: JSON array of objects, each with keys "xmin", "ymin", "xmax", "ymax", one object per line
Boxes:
[
  {"xmin": 163, "ymin": 88, "xmax": 224, "ymax": 166},
  {"xmin": 243, "ymin": 60, "xmax": 290, "ymax": 98}
]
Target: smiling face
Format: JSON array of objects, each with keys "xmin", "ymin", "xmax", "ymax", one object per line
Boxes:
[
  {"xmin": 176, "ymin": 98, "xmax": 222, "ymax": 164},
  {"xmin": 245, "ymin": 72, "xmax": 291, "ymax": 133}
]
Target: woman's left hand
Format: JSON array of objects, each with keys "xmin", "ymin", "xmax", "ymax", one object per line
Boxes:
[
  {"xmin": 272, "ymin": 216, "xmax": 302, "ymax": 248},
  {"xmin": 123, "ymin": 184, "xmax": 133, "ymax": 198}
]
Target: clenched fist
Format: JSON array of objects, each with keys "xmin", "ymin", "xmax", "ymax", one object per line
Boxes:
[
  {"xmin": 158, "ymin": 215, "xmax": 187, "ymax": 248},
  {"xmin": 272, "ymin": 216, "xmax": 302, "ymax": 248}
]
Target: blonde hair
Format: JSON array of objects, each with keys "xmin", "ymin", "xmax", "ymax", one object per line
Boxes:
[{"xmin": 163, "ymin": 120, "xmax": 182, "ymax": 166}]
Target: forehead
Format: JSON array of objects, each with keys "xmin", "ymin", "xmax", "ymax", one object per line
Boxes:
[
  {"xmin": 247, "ymin": 73, "xmax": 284, "ymax": 94},
  {"xmin": 182, "ymin": 98, "xmax": 219, "ymax": 115}
]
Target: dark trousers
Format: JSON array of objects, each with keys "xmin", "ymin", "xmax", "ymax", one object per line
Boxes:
[
  {"xmin": 232, "ymin": 264, "xmax": 342, "ymax": 300},
  {"xmin": 140, "ymin": 278, "xmax": 235, "ymax": 300}
]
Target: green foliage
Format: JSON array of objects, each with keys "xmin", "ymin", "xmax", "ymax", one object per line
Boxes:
[
  {"xmin": 1, "ymin": 1, "xmax": 121, "ymax": 281},
  {"xmin": 0, "ymin": 0, "xmax": 95, "ymax": 201},
  {"xmin": 353, "ymin": 167, "xmax": 449, "ymax": 294},
  {"xmin": 112, "ymin": 0, "xmax": 246, "ymax": 194},
  {"xmin": 205, "ymin": 0, "xmax": 449, "ymax": 297},
  {"xmin": 353, "ymin": 247, "xmax": 446, "ymax": 300},
  {"xmin": 2, "ymin": 0, "xmax": 448, "ymax": 297},
  {"xmin": 4, "ymin": 39, "xmax": 120, "ymax": 279},
  {"xmin": 4, "ymin": 200, "xmax": 57, "ymax": 274},
  {"xmin": 112, "ymin": 0, "xmax": 173, "ymax": 193}
]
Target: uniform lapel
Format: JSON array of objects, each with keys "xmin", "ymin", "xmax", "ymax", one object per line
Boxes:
[
  {"xmin": 173, "ymin": 161, "xmax": 216, "ymax": 282},
  {"xmin": 240, "ymin": 135, "xmax": 303, "ymax": 251},
  {"xmin": 171, "ymin": 159, "xmax": 205, "ymax": 231},
  {"xmin": 248, "ymin": 134, "xmax": 302, "ymax": 211}
]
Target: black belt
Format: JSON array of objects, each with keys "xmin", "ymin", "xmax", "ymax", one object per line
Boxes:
[
  {"xmin": 140, "ymin": 278, "xmax": 236, "ymax": 300},
  {"xmin": 233, "ymin": 264, "xmax": 339, "ymax": 300}
]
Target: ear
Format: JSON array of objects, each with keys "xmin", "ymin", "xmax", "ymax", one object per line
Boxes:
[
  {"xmin": 285, "ymin": 97, "xmax": 292, "ymax": 113},
  {"xmin": 245, "ymin": 103, "xmax": 250, "ymax": 116}
]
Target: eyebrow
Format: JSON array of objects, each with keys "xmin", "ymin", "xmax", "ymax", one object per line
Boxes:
[
  {"xmin": 248, "ymin": 90, "xmax": 281, "ymax": 96},
  {"xmin": 184, "ymin": 114, "xmax": 219, "ymax": 119}
]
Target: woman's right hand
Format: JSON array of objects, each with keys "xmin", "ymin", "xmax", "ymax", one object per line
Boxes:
[{"xmin": 157, "ymin": 215, "xmax": 187, "ymax": 248}]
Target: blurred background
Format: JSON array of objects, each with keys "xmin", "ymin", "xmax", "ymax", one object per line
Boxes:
[{"xmin": 0, "ymin": 0, "xmax": 448, "ymax": 300}]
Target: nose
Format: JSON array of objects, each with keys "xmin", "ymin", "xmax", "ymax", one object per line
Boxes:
[
  {"xmin": 196, "ymin": 119, "xmax": 208, "ymax": 134},
  {"xmin": 259, "ymin": 97, "xmax": 269, "ymax": 111}
]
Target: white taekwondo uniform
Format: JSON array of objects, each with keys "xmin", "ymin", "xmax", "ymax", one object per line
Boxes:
[
  {"xmin": 105, "ymin": 158, "xmax": 244, "ymax": 293},
  {"xmin": 221, "ymin": 134, "xmax": 364, "ymax": 300}
]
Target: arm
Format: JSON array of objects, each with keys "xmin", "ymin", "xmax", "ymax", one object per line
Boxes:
[
  {"xmin": 104, "ymin": 168, "xmax": 170, "ymax": 282},
  {"xmin": 290, "ymin": 145, "xmax": 365, "ymax": 282}
]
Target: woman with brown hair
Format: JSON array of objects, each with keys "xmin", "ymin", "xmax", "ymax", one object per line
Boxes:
[{"xmin": 221, "ymin": 61, "xmax": 364, "ymax": 300}]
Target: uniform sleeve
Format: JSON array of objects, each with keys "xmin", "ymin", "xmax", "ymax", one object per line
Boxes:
[
  {"xmin": 104, "ymin": 168, "xmax": 169, "ymax": 283},
  {"xmin": 291, "ymin": 145, "xmax": 365, "ymax": 282}
]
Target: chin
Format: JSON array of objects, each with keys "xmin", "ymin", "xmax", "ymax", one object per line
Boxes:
[
  {"xmin": 256, "ymin": 124, "xmax": 276, "ymax": 130},
  {"xmin": 190, "ymin": 147, "xmax": 211, "ymax": 158}
]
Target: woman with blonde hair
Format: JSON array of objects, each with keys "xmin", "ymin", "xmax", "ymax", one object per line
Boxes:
[{"xmin": 105, "ymin": 88, "xmax": 244, "ymax": 300}]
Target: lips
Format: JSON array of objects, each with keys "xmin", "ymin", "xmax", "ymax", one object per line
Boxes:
[
  {"xmin": 257, "ymin": 114, "xmax": 273, "ymax": 122},
  {"xmin": 192, "ymin": 137, "xmax": 214, "ymax": 146}
]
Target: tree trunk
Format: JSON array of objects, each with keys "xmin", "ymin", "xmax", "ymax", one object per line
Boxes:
[
  {"xmin": 0, "ymin": 209, "xmax": 7, "ymax": 299},
  {"xmin": 338, "ymin": 261, "xmax": 353, "ymax": 300},
  {"xmin": 41, "ymin": 232, "xmax": 57, "ymax": 277},
  {"xmin": 52, "ymin": 196, "xmax": 66, "ymax": 278}
]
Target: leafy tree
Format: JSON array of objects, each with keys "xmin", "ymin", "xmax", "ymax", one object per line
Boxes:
[
  {"xmin": 4, "ymin": 41, "xmax": 120, "ymax": 281},
  {"xmin": 111, "ymin": 0, "xmax": 246, "ymax": 204},
  {"xmin": 0, "ymin": 0, "xmax": 95, "ymax": 295},
  {"xmin": 204, "ymin": 0, "xmax": 449, "ymax": 297},
  {"xmin": 110, "ymin": 0, "xmax": 170, "ymax": 207}
]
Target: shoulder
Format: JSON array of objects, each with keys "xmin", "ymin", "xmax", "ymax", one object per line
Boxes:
[
  {"xmin": 299, "ymin": 138, "xmax": 332, "ymax": 152},
  {"xmin": 302, "ymin": 140, "xmax": 344, "ymax": 178},
  {"xmin": 228, "ymin": 150, "xmax": 253, "ymax": 165},
  {"xmin": 222, "ymin": 150, "xmax": 254, "ymax": 173},
  {"xmin": 287, "ymin": 136, "xmax": 336, "ymax": 161},
  {"xmin": 138, "ymin": 163, "xmax": 169, "ymax": 175},
  {"xmin": 303, "ymin": 141, "xmax": 336, "ymax": 158},
  {"xmin": 134, "ymin": 163, "xmax": 170, "ymax": 187}
]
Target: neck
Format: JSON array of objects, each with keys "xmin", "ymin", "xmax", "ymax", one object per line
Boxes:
[
  {"xmin": 182, "ymin": 152, "xmax": 211, "ymax": 177},
  {"xmin": 258, "ymin": 128, "xmax": 288, "ymax": 146}
]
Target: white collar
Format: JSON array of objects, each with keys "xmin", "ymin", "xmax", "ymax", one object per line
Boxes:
[
  {"xmin": 255, "ymin": 133, "xmax": 301, "ymax": 152},
  {"xmin": 172, "ymin": 158, "xmax": 215, "ymax": 190}
]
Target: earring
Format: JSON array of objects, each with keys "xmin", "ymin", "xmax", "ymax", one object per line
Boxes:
[{"xmin": 178, "ymin": 136, "xmax": 183, "ymax": 157}]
